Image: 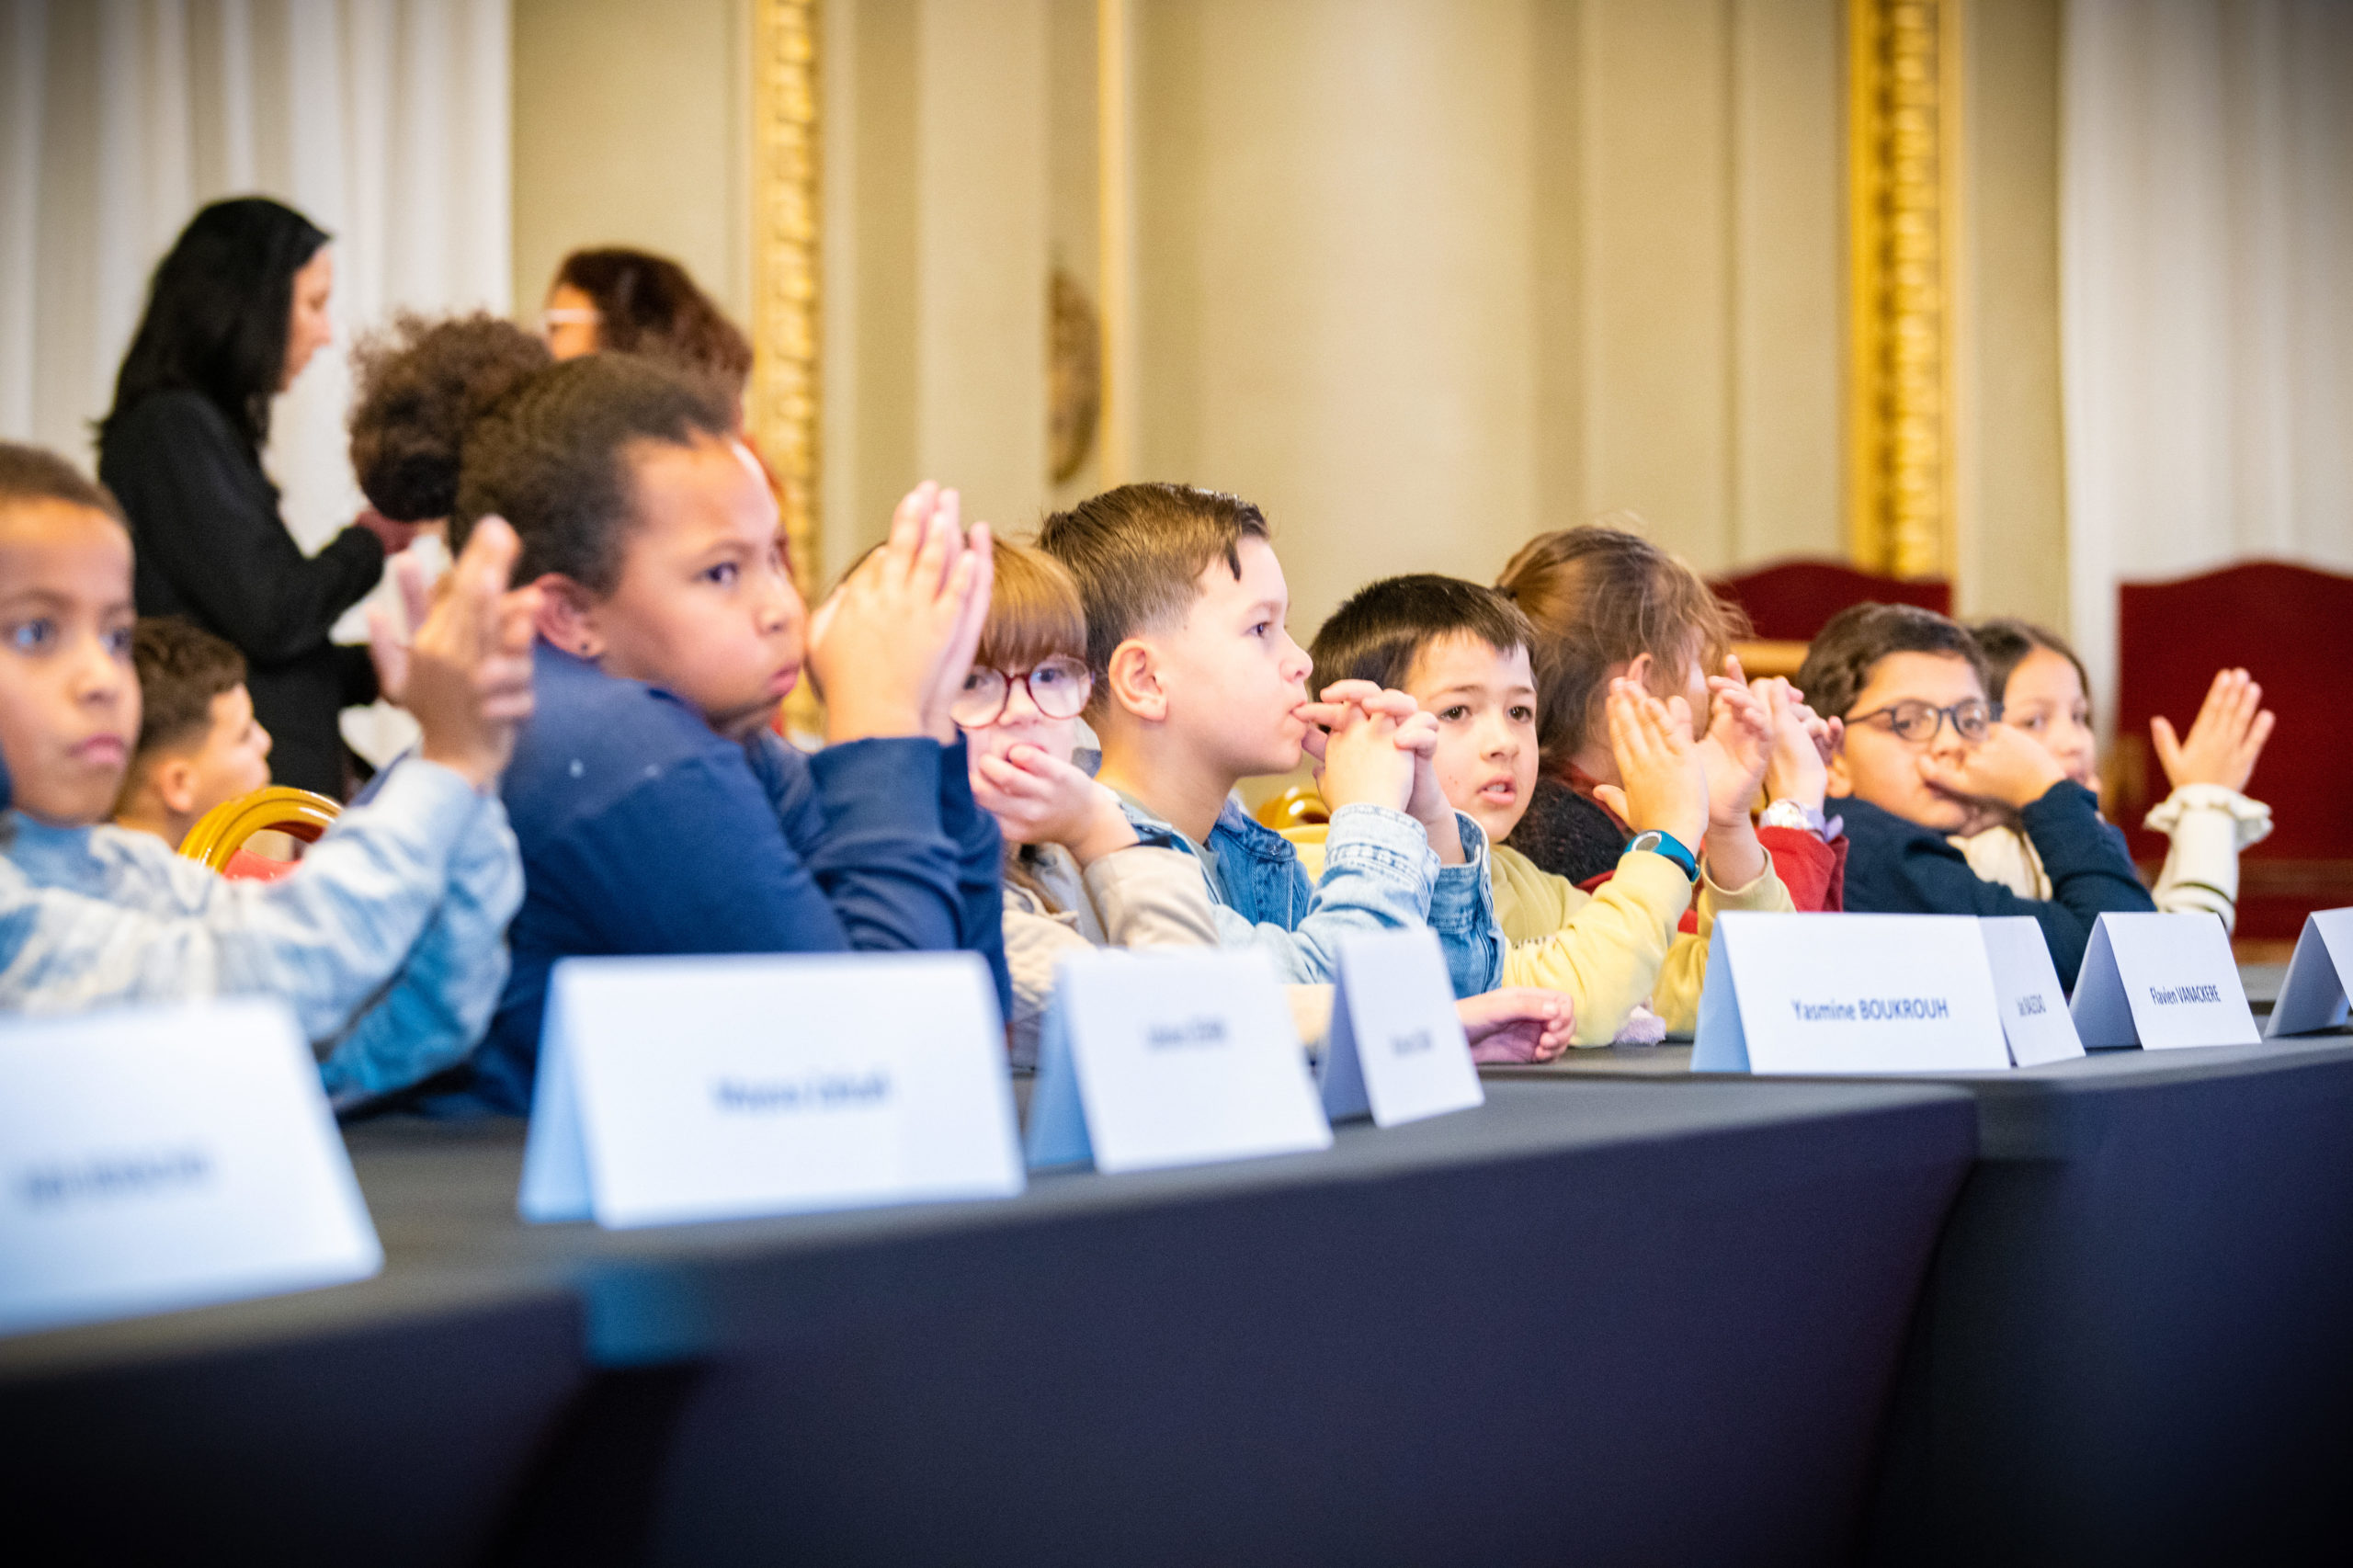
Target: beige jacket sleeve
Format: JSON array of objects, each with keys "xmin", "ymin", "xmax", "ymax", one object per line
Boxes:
[
  {"xmin": 1650, "ymin": 856, "xmax": 1795, "ymax": 1034},
  {"xmin": 1502, "ymin": 851, "xmax": 1693, "ymax": 1046},
  {"xmin": 1003, "ymin": 845, "xmax": 1226, "ymax": 1066}
]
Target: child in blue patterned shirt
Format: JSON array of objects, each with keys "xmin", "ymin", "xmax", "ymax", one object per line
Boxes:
[{"xmin": 0, "ymin": 441, "xmax": 535, "ymax": 1108}]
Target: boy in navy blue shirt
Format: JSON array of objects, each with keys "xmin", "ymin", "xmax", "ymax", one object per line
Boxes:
[{"xmin": 1797, "ymin": 603, "xmax": 2153, "ymax": 985}]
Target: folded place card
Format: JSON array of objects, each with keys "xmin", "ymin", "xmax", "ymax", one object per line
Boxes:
[
  {"xmin": 1978, "ymin": 915, "xmax": 2086, "ymax": 1066},
  {"xmin": 2069, "ymin": 911, "xmax": 2260, "ymax": 1051},
  {"xmin": 0, "ymin": 999, "xmax": 381, "ymax": 1336},
  {"xmin": 2264, "ymin": 908, "xmax": 2353, "ymax": 1039},
  {"xmin": 1027, "ymin": 948, "xmax": 1333, "ymax": 1173},
  {"xmin": 1691, "ymin": 912, "xmax": 2011, "ymax": 1074},
  {"xmin": 519, "ymin": 952, "xmax": 1024, "ymax": 1229},
  {"xmin": 1319, "ymin": 927, "xmax": 1483, "ymax": 1126}
]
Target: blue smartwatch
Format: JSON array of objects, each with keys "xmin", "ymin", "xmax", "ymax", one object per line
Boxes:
[{"xmin": 1626, "ymin": 829, "xmax": 1700, "ymax": 882}]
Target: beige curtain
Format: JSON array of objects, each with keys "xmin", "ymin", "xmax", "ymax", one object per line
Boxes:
[{"xmin": 2062, "ymin": 0, "xmax": 2353, "ymax": 721}]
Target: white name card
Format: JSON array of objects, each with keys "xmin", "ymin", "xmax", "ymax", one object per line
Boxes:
[
  {"xmin": 2265, "ymin": 908, "xmax": 2353, "ymax": 1038},
  {"xmin": 519, "ymin": 953, "xmax": 1024, "ymax": 1229},
  {"xmin": 0, "ymin": 999, "xmax": 381, "ymax": 1336},
  {"xmin": 1691, "ymin": 912, "xmax": 2011, "ymax": 1074},
  {"xmin": 1319, "ymin": 928, "xmax": 1483, "ymax": 1126},
  {"xmin": 1027, "ymin": 949, "xmax": 1333, "ymax": 1173},
  {"xmin": 1979, "ymin": 915, "xmax": 2086, "ymax": 1066},
  {"xmin": 2069, "ymin": 911, "xmax": 2259, "ymax": 1051}
]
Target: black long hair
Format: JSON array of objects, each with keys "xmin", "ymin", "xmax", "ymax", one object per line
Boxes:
[{"xmin": 101, "ymin": 198, "xmax": 330, "ymax": 454}]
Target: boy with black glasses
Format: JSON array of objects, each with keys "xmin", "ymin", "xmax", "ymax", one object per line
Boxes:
[{"xmin": 1796, "ymin": 603, "xmax": 2152, "ymax": 985}]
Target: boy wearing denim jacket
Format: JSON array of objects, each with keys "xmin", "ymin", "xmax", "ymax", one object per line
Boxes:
[{"xmin": 1038, "ymin": 483, "xmax": 1500, "ymax": 996}]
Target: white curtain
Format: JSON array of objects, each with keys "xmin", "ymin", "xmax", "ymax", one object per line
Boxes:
[
  {"xmin": 1, "ymin": 0, "xmax": 509, "ymax": 544},
  {"xmin": 1, "ymin": 0, "xmax": 509, "ymax": 761},
  {"xmin": 2062, "ymin": 0, "xmax": 2353, "ymax": 724}
]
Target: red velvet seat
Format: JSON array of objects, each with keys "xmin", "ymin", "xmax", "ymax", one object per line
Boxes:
[
  {"xmin": 2113, "ymin": 561, "xmax": 2353, "ymax": 941},
  {"xmin": 1711, "ymin": 559, "xmax": 1951, "ymax": 643}
]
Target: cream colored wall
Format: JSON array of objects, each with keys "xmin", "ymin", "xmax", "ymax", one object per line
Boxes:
[
  {"xmin": 511, "ymin": 0, "xmax": 2068, "ymax": 629},
  {"xmin": 510, "ymin": 0, "xmax": 749, "ymax": 325},
  {"xmin": 1125, "ymin": 0, "xmax": 1854, "ymax": 639},
  {"xmin": 1956, "ymin": 0, "xmax": 2068, "ymax": 629}
]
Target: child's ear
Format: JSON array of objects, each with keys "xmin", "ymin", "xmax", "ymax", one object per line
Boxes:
[
  {"xmin": 532, "ymin": 574, "xmax": 604, "ymax": 659},
  {"xmin": 1623, "ymin": 652, "xmax": 1654, "ymax": 693},
  {"xmin": 1103, "ymin": 638, "xmax": 1165, "ymax": 722},
  {"xmin": 154, "ymin": 756, "xmax": 199, "ymax": 819},
  {"xmin": 1826, "ymin": 730, "xmax": 1854, "ymax": 799}
]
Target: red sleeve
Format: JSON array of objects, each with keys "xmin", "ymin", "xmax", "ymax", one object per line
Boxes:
[{"xmin": 1757, "ymin": 824, "xmax": 1847, "ymax": 912}]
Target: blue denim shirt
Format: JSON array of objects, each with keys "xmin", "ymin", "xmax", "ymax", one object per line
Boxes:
[
  {"xmin": 0, "ymin": 759, "xmax": 519, "ymax": 1109},
  {"xmin": 1116, "ymin": 792, "xmax": 1503, "ymax": 997}
]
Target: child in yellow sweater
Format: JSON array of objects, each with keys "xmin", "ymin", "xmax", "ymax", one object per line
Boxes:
[{"xmin": 1298, "ymin": 575, "xmax": 1793, "ymax": 1043}]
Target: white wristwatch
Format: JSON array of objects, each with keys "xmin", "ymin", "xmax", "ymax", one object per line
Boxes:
[{"xmin": 1757, "ymin": 798, "xmax": 1830, "ymax": 839}]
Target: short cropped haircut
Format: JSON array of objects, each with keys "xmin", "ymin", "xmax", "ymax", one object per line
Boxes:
[
  {"xmin": 130, "ymin": 618, "xmax": 247, "ymax": 760},
  {"xmin": 1036, "ymin": 483, "xmax": 1270, "ymax": 682},
  {"xmin": 0, "ymin": 442, "xmax": 128, "ymax": 526},
  {"xmin": 1495, "ymin": 520, "xmax": 1745, "ymax": 768},
  {"xmin": 1796, "ymin": 602, "xmax": 1990, "ymax": 722},
  {"xmin": 1970, "ymin": 617, "xmax": 2089, "ymax": 709},
  {"xmin": 976, "ymin": 538, "xmax": 1088, "ymax": 674},
  {"xmin": 1308, "ymin": 574, "xmax": 1534, "ymax": 697}
]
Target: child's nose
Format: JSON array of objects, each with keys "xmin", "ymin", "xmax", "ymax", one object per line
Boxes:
[{"xmin": 1000, "ymin": 676, "xmax": 1043, "ymax": 722}]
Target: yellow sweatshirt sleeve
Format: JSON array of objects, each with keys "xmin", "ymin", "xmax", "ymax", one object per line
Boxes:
[
  {"xmin": 1499, "ymin": 849, "xmax": 1695, "ymax": 1045},
  {"xmin": 1650, "ymin": 855, "xmax": 1795, "ymax": 1034}
]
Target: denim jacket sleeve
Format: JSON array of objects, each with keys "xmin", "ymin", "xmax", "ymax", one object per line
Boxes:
[
  {"xmin": 1202, "ymin": 802, "xmax": 1440, "ymax": 986},
  {"xmin": 315, "ymin": 786, "xmax": 526, "ymax": 1109},
  {"xmin": 0, "ymin": 760, "xmax": 485, "ymax": 1046},
  {"xmin": 1427, "ymin": 812, "xmax": 1504, "ymax": 996}
]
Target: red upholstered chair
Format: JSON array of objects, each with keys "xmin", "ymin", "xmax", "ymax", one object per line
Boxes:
[
  {"xmin": 1711, "ymin": 559, "xmax": 1951, "ymax": 642},
  {"xmin": 2112, "ymin": 561, "xmax": 2353, "ymax": 941}
]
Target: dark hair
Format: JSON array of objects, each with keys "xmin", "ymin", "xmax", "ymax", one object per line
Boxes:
[
  {"xmin": 102, "ymin": 198, "xmax": 330, "ymax": 453},
  {"xmin": 1495, "ymin": 520, "xmax": 1746, "ymax": 767},
  {"xmin": 423, "ymin": 354, "xmax": 734, "ymax": 594},
  {"xmin": 129, "ymin": 618, "xmax": 247, "ymax": 763},
  {"xmin": 1308, "ymin": 574, "xmax": 1534, "ymax": 697},
  {"xmin": 348, "ymin": 312, "xmax": 551, "ymax": 522},
  {"xmin": 553, "ymin": 249, "xmax": 753, "ymax": 392},
  {"xmin": 1970, "ymin": 617, "xmax": 2089, "ymax": 709},
  {"xmin": 0, "ymin": 442, "xmax": 128, "ymax": 525},
  {"xmin": 1796, "ymin": 602, "xmax": 1990, "ymax": 721},
  {"xmin": 1038, "ymin": 483, "xmax": 1271, "ymax": 685}
]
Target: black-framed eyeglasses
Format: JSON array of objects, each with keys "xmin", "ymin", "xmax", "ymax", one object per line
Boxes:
[
  {"xmin": 1849, "ymin": 699, "xmax": 1998, "ymax": 744},
  {"xmin": 951, "ymin": 656, "xmax": 1093, "ymax": 727}
]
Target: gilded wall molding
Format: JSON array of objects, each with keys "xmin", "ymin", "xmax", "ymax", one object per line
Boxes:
[
  {"xmin": 751, "ymin": 0, "xmax": 821, "ymax": 597},
  {"xmin": 1847, "ymin": 0, "xmax": 1962, "ymax": 581}
]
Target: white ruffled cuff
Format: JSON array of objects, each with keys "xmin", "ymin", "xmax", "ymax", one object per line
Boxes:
[{"xmin": 2143, "ymin": 783, "xmax": 2274, "ymax": 850}]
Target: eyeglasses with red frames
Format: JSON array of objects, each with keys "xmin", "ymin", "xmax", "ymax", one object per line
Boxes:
[{"xmin": 950, "ymin": 656, "xmax": 1093, "ymax": 728}]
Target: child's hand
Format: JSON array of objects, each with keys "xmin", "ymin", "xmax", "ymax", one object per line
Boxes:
[
  {"xmin": 1756, "ymin": 677, "xmax": 1835, "ymax": 810},
  {"xmin": 1696, "ymin": 664, "xmax": 1772, "ymax": 830},
  {"xmin": 1456, "ymin": 987, "xmax": 1573, "ymax": 1064},
  {"xmin": 972, "ymin": 744, "xmax": 1139, "ymax": 865},
  {"xmin": 1919, "ymin": 722, "xmax": 2067, "ymax": 811},
  {"xmin": 811, "ymin": 483, "xmax": 988, "ymax": 744},
  {"xmin": 2153, "ymin": 667, "xmax": 2274, "ymax": 794},
  {"xmin": 1603, "ymin": 678, "xmax": 1709, "ymax": 850},
  {"xmin": 1312, "ymin": 682, "xmax": 1465, "ymax": 865},
  {"xmin": 389, "ymin": 516, "xmax": 539, "ymax": 790},
  {"xmin": 1307, "ymin": 695, "xmax": 1416, "ymax": 817}
]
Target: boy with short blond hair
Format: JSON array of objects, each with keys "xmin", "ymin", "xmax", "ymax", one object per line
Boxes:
[
  {"xmin": 1798, "ymin": 602, "xmax": 2153, "ymax": 984},
  {"xmin": 1304, "ymin": 574, "xmax": 1794, "ymax": 1042},
  {"xmin": 0, "ymin": 440, "xmax": 533, "ymax": 1107},
  {"xmin": 1038, "ymin": 483, "xmax": 1500, "ymax": 995},
  {"xmin": 112, "ymin": 617, "xmax": 274, "ymax": 850}
]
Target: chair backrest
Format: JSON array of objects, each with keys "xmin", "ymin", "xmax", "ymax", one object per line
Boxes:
[
  {"xmin": 1711, "ymin": 558, "xmax": 1952, "ymax": 643},
  {"xmin": 178, "ymin": 786, "xmax": 342, "ymax": 877},
  {"xmin": 2114, "ymin": 560, "xmax": 2353, "ymax": 938}
]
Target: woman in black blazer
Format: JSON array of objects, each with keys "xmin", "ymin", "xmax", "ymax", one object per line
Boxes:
[{"xmin": 97, "ymin": 198, "xmax": 413, "ymax": 796}]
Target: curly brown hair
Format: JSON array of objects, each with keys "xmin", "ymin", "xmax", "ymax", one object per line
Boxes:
[
  {"xmin": 348, "ymin": 312, "xmax": 551, "ymax": 522},
  {"xmin": 553, "ymin": 249, "xmax": 753, "ymax": 392},
  {"xmin": 353, "ymin": 314, "xmax": 734, "ymax": 596}
]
